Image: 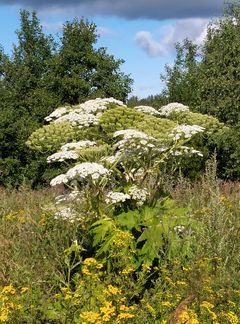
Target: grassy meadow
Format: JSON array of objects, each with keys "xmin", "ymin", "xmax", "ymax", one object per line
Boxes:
[{"xmin": 0, "ymin": 160, "xmax": 239, "ymax": 323}]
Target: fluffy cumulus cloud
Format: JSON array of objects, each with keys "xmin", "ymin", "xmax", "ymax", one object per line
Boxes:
[
  {"xmin": 135, "ymin": 18, "xmax": 209, "ymax": 57},
  {"xmin": 0, "ymin": 0, "xmax": 223, "ymax": 20}
]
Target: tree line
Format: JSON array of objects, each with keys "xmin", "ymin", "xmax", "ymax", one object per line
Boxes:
[
  {"xmin": 0, "ymin": 10, "xmax": 133, "ymax": 187},
  {"xmin": 0, "ymin": 2, "xmax": 239, "ymax": 187}
]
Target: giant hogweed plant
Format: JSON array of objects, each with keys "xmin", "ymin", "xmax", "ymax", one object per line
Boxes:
[{"xmin": 27, "ymin": 98, "xmax": 215, "ymax": 267}]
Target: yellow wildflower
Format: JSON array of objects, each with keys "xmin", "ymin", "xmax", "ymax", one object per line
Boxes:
[
  {"xmin": 104, "ymin": 285, "xmax": 121, "ymax": 296},
  {"xmin": 83, "ymin": 258, "xmax": 98, "ymax": 267},
  {"xmin": 200, "ymin": 301, "xmax": 215, "ymax": 309},
  {"xmin": 142, "ymin": 264, "xmax": 151, "ymax": 273},
  {"xmin": 122, "ymin": 266, "xmax": 134, "ymax": 275},
  {"xmin": 228, "ymin": 300, "xmax": 236, "ymax": 308},
  {"xmin": 20, "ymin": 287, "xmax": 29, "ymax": 294},
  {"xmin": 176, "ymin": 280, "xmax": 187, "ymax": 287},
  {"xmin": 117, "ymin": 313, "xmax": 135, "ymax": 320},
  {"xmin": 100, "ymin": 301, "xmax": 116, "ymax": 321},
  {"xmin": 80, "ymin": 311, "xmax": 101, "ymax": 323},
  {"xmin": 178, "ymin": 307, "xmax": 199, "ymax": 324},
  {"xmin": 201, "ymin": 301, "xmax": 217, "ymax": 320},
  {"xmin": 1, "ymin": 285, "xmax": 16, "ymax": 295},
  {"xmin": 119, "ymin": 305, "xmax": 136, "ymax": 312},
  {"xmin": 82, "ymin": 267, "xmax": 92, "ymax": 276},
  {"xmin": 161, "ymin": 301, "xmax": 173, "ymax": 308},
  {"xmin": 224, "ymin": 311, "xmax": 239, "ymax": 324}
]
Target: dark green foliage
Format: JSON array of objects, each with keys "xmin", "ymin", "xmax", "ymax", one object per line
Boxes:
[
  {"xmin": 99, "ymin": 106, "xmax": 176, "ymax": 140},
  {"xmin": 197, "ymin": 3, "xmax": 240, "ymax": 125},
  {"xmin": 46, "ymin": 18, "xmax": 132, "ymax": 104},
  {"xmin": 160, "ymin": 39, "xmax": 201, "ymax": 109},
  {"xmin": 160, "ymin": 2, "xmax": 240, "ymax": 179},
  {"xmin": 0, "ymin": 11, "xmax": 133, "ymax": 187},
  {"xmin": 127, "ymin": 94, "xmax": 167, "ymax": 109}
]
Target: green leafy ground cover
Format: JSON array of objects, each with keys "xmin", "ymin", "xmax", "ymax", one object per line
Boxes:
[{"xmin": 0, "ymin": 99, "xmax": 239, "ymax": 323}]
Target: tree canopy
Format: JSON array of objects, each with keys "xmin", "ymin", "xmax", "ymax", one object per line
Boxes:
[{"xmin": 0, "ymin": 10, "xmax": 133, "ymax": 187}]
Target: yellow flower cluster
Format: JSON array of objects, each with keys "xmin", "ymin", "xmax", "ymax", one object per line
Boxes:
[
  {"xmin": 219, "ymin": 195, "xmax": 233, "ymax": 208},
  {"xmin": 80, "ymin": 311, "xmax": 101, "ymax": 323},
  {"xmin": 224, "ymin": 311, "xmax": 239, "ymax": 324},
  {"xmin": 200, "ymin": 301, "xmax": 217, "ymax": 321},
  {"xmin": 3, "ymin": 210, "xmax": 28, "ymax": 223},
  {"xmin": 113, "ymin": 230, "xmax": 134, "ymax": 248},
  {"xmin": 81, "ymin": 258, "xmax": 103, "ymax": 279},
  {"xmin": 0, "ymin": 285, "xmax": 23, "ymax": 322},
  {"xmin": 121, "ymin": 266, "xmax": 134, "ymax": 275},
  {"xmin": 104, "ymin": 285, "xmax": 121, "ymax": 296},
  {"xmin": 100, "ymin": 301, "xmax": 116, "ymax": 321},
  {"xmin": 178, "ymin": 307, "xmax": 199, "ymax": 324}
]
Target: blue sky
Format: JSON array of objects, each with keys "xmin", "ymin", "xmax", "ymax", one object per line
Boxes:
[{"xmin": 0, "ymin": 1, "xmax": 225, "ymax": 98}]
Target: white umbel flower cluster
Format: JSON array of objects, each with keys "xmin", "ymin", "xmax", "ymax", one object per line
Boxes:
[
  {"xmin": 55, "ymin": 190, "xmax": 82, "ymax": 204},
  {"xmin": 44, "ymin": 98, "xmax": 125, "ymax": 125},
  {"xmin": 50, "ymin": 162, "xmax": 110, "ymax": 186},
  {"xmin": 66, "ymin": 162, "xmax": 110, "ymax": 181},
  {"xmin": 50, "ymin": 174, "xmax": 68, "ymax": 186},
  {"xmin": 105, "ymin": 191, "xmax": 131, "ymax": 204},
  {"xmin": 54, "ymin": 112, "xmax": 99, "ymax": 128},
  {"xmin": 60, "ymin": 140, "xmax": 96, "ymax": 151},
  {"xmin": 47, "ymin": 150, "xmax": 79, "ymax": 163},
  {"xmin": 54, "ymin": 207, "xmax": 78, "ymax": 221},
  {"xmin": 133, "ymin": 105, "xmax": 160, "ymax": 116},
  {"xmin": 128, "ymin": 185, "xmax": 148, "ymax": 206},
  {"xmin": 159, "ymin": 103, "xmax": 190, "ymax": 116},
  {"xmin": 171, "ymin": 146, "xmax": 203, "ymax": 157},
  {"xmin": 170, "ymin": 124, "xmax": 205, "ymax": 140},
  {"xmin": 113, "ymin": 129, "xmax": 152, "ymax": 140},
  {"xmin": 79, "ymin": 97, "xmax": 125, "ymax": 114},
  {"xmin": 44, "ymin": 107, "xmax": 69, "ymax": 122}
]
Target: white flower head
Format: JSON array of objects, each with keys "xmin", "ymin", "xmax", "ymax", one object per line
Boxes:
[
  {"xmin": 54, "ymin": 207, "xmax": 78, "ymax": 221},
  {"xmin": 170, "ymin": 124, "xmax": 205, "ymax": 140},
  {"xmin": 105, "ymin": 191, "xmax": 131, "ymax": 204},
  {"xmin": 133, "ymin": 105, "xmax": 160, "ymax": 116},
  {"xmin": 47, "ymin": 150, "xmax": 79, "ymax": 163},
  {"xmin": 61, "ymin": 141, "xmax": 96, "ymax": 151},
  {"xmin": 171, "ymin": 145, "xmax": 203, "ymax": 157},
  {"xmin": 50, "ymin": 174, "xmax": 68, "ymax": 186},
  {"xmin": 55, "ymin": 190, "xmax": 82, "ymax": 204},
  {"xmin": 128, "ymin": 185, "xmax": 148, "ymax": 206},
  {"xmin": 159, "ymin": 103, "xmax": 190, "ymax": 116},
  {"xmin": 54, "ymin": 112, "xmax": 99, "ymax": 128},
  {"xmin": 113, "ymin": 129, "xmax": 152, "ymax": 140},
  {"xmin": 66, "ymin": 162, "xmax": 110, "ymax": 182},
  {"xmin": 45, "ymin": 107, "xmax": 69, "ymax": 122},
  {"xmin": 79, "ymin": 97, "xmax": 125, "ymax": 114}
]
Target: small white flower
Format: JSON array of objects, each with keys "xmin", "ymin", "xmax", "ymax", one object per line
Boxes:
[
  {"xmin": 113, "ymin": 129, "xmax": 152, "ymax": 140},
  {"xmin": 47, "ymin": 150, "xmax": 79, "ymax": 163},
  {"xmin": 54, "ymin": 207, "xmax": 78, "ymax": 221},
  {"xmin": 45, "ymin": 107, "xmax": 69, "ymax": 122},
  {"xmin": 128, "ymin": 185, "xmax": 148, "ymax": 206},
  {"xmin": 133, "ymin": 105, "xmax": 160, "ymax": 116},
  {"xmin": 105, "ymin": 191, "xmax": 131, "ymax": 204},
  {"xmin": 171, "ymin": 146, "xmax": 203, "ymax": 157},
  {"xmin": 60, "ymin": 141, "xmax": 96, "ymax": 151},
  {"xmin": 66, "ymin": 162, "xmax": 110, "ymax": 181},
  {"xmin": 55, "ymin": 190, "xmax": 81, "ymax": 204},
  {"xmin": 170, "ymin": 124, "xmax": 205, "ymax": 140},
  {"xmin": 54, "ymin": 112, "xmax": 99, "ymax": 128},
  {"xmin": 50, "ymin": 174, "xmax": 68, "ymax": 186},
  {"xmin": 159, "ymin": 102, "xmax": 190, "ymax": 116}
]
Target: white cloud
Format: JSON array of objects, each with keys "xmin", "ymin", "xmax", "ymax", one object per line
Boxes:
[
  {"xmin": 41, "ymin": 21, "xmax": 63, "ymax": 32},
  {"xmin": 135, "ymin": 18, "xmax": 210, "ymax": 57},
  {"xmin": 97, "ymin": 26, "xmax": 115, "ymax": 37},
  {"xmin": 135, "ymin": 31, "xmax": 166, "ymax": 57}
]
